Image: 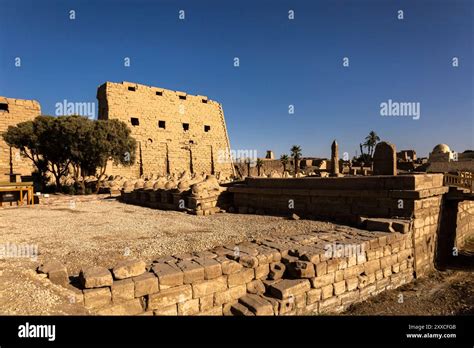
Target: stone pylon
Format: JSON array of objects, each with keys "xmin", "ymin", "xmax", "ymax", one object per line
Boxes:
[{"xmin": 330, "ymin": 140, "xmax": 343, "ymax": 177}]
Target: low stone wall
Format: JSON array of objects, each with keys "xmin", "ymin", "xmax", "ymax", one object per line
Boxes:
[
  {"xmin": 38, "ymin": 226, "xmax": 415, "ymax": 316},
  {"xmin": 229, "ymin": 174, "xmax": 448, "ymax": 277},
  {"xmin": 456, "ymin": 200, "xmax": 474, "ymax": 249},
  {"xmin": 229, "ymin": 174, "xmax": 446, "ymax": 223}
]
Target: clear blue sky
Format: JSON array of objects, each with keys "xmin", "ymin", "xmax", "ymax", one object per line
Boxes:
[{"xmin": 0, "ymin": 0, "xmax": 472, "ymax": 158}]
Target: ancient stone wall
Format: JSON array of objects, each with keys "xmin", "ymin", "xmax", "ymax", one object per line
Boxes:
[
  {"xmin": 456, "ymin": 201, "xmax": 474, "ymax": 249},
  {"xmin": 229, "ymin": 174, "xmax": 451, "ymax": 277},
  {"xmin": 427, "ymin": 161, "xmax": 474, "ymax": 173},
  {"xmin": 39, "ymin": 227, "xmax": 414, "ymax": 316},
  {"xmin": 97, "ymin": 82, "xmax": 234, "ymax": 179},
  {"xmin": 0, "ymin": 97, "xmax": 41, "ymax": 178}
]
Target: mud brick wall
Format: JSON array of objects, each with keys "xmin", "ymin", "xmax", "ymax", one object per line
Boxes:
[
  {"xmin": 0, "ymin": 97, "xmax": 41, "ymax": 177},
  {"xmin": 456, "ymin": 201, "xmax": 474, "ymax": 249},
  {"xmin": 97, "ymin": 81, "xmax": 234, "ymax": 179},
  {"xmin": 44, "ymin": 227, "xmax": 415, "ymax": 316}
]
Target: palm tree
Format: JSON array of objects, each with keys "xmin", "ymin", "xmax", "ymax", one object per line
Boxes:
[
  {"xmin": 280, "ymin": 154, "xmax": 289, "ymax": 173},
  {"xmin": 363, "ymin": 131, "xmax": 380, "ymax": 158},
  {"xmin": 256, "ymin": 158, "xmax": 264, "ymax": 176},
  {"xmin": 290, "ymin": 145, "xmax": 302, "ymax": 175}
]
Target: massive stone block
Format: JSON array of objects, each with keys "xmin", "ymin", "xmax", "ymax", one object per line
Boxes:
[
  {"xmin": 373, "ymin": 141, "xmax": 397, "ymax": 176},
  {"xmin": 96, "ymin": 81, "xmax": 234, "ymax": 178},
  {"xmin": 0, "ymin": 97, "xmax": 41, "ymax": 177}
]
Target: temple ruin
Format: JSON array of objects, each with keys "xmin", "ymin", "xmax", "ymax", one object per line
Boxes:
[
  {"xmin": 0, "ymin": 96, "xmax": 41, "ymax": 180},
  {"xmin": 96, "ymin": 81, "xmax": 234, "ymax": 179}
]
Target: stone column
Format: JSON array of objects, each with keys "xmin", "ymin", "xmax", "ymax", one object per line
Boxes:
[{"xmin": 330, "ymin": 140, "xmax": 343, "ymax": 177}]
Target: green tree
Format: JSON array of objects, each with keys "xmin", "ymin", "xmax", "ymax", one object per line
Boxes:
[
  {"xmin": 290, "ymin": 145, "xmax": 302, "ymax": 175},
  {"xmin": 280, "ymin": 154, "xmax": 289, "ymax": 173},
  {"xmin": 363, "ymin": 131, "xmax": 380, "ymax": 158},
  {"xmin": 4, "ymin": 116, "xmax": 73, "ymax": 191},
  {"xmin": 3, "ymin": 115, "xmax": 136, "ymax": 193}
]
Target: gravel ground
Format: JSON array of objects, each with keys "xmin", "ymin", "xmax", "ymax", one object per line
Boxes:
[
  {"xmin": 1, "ymin": 195, "xmax": 471, "ymax": 316},
  {"xmin": 0, "ymin": 195, "xmax": 336, "ymax": 314}
]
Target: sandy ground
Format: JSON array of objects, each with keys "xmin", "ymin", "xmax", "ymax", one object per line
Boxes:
[
  {"xmin": 0, "ymin": 195, "xmax": 335, "ymax": 314},
  {"xmin": 0, "ymin": 195, "xmax": 472, "ymax": 315}
]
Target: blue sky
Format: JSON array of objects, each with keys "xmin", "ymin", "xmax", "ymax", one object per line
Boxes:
[{"xmin": 0, "ymin": 0, "xmax": 472, "ymax": 158}]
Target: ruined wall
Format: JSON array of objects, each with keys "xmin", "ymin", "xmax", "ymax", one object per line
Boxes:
[
  {"xmin": 456, "ymin": 201, "xmax": 474, "ymax": 249},
  {"xmin": 97, "ymin": 82, "xmax": 234, "ymax": 179},
  {"xmin": 0, "ymin": 97, "xmax": 41, "ymax": 178},
  {"xmin": 39, "ymin": 227, "xmax": 414, "ymax": 316},
  {"xmin": 229, "ymin": 174, "xmax": 449, "ymax": 277},
  {"xmin": 427, "ymin": 161, "xmax": 474, "ymax": 173}
]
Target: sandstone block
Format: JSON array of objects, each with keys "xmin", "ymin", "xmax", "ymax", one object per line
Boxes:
[
  {"xmin": 321, "ymin": 284, "xmax": 334, "ymax": 299},
  {"xmin": 364, "ymin": 259, "xmax": 381, "ymax": 275},
  {"xmin": 38, "ymin": 261, "xmax": 69, "ymax": 287},
  {"xmin": 289, "ymin": 261, "xmax": 315, "ymax": 278},
  {"xmin": 314, "ymin": 262, "xmax": 328, "ymax": 276},
  {"xmin": 268, "ymin": 279, "xmax": 311, "ymax": 299},
  {"xmin": 227, "ymin": 268, "xmax": 254, "ymax": 287},
  {"xmin": 83, "ymin": 287, "xmax": 111, "ymax": 309},
  {"xmin": 111, "ymin": 278, "xmax": 135, "ymax": 303},
  {"xmin": 346, "ymin": 277, "xmax": 359, "ymax": 291},
  {"xmin": 214, "ymin": 284, "xmax": 247, "ymax": 306},
  {"xmin": 217, "ymin": 257, "xmax": 243, "ymax": 275},
  {"xmin": 239, "ymin": 294, "xmax": 274, "ymax": 315},
  {"xmin": 178, "ymin": 298, "xmax": 200, "ymax": 315},
  {"xmin": 154, "ymin": 304, "xmax": 178, "ymax": 316},
  {"xmin": 192, "ymin": 276, "xmax": 227, "ymax": 298},
  {"xmin": 230, "ymin": 302, "xmax": 254, "ymax": 316},
  {"xmin": 193, "ymin": 258, "xmax": 222, "ymax": 280},
  {"xmin": 319, "ymin": 296, "xmax": 341, "ymax": 314},
  {"xmin": 132, "ymin": 273, "xmax": 159, "ymax": 297},
  {"xmin": 199, "ymin": 294, "xmax": 214, "ymax": 311},
  {"xmin": 247, "ymin": 279, "xmax": 265, "ymax": 294},
  {"xmin": 177, "ymin": 260, "xmax": 205, "ymax": 284},
  {"xmin": 97, "ymin": 299, "xmax": 143, "ymax": 315},
  {"xmin": 306, "ymin": 288, "xmax": 322, "ymax": 304},
  {"xmin": 148, "ymin": 285, "xmax": 192, "ymax": 309},
  {"xmin": 339, "ymin": 290, "xmax": 360, "ymax": 305},
  {"xmin": 198, "ymin": 306, "xmax": 223, "ymax": 316},
  {"xmin": 310, "ymin": 273, "xmax": 335, "ymax": 288},
  {"xmin": 335, "ymin": 270, "xmax": 344, "ymax": 282},
  {"xmin": 326, "ymin": 259, "xmax": 338, "ymax": 273},
  {"xmin": 254, "ymin": 263, "xmax": 269, "ymax": 279},
  {"xmin": 80, "ymin": 266, "xmax": 113, "ymax": 289},
  {"xmin": 65, "ymin": 285, "xmax": 84, "ymax": 306},
  {"xmin": 112, "ymin": 259, "xmax": 146, "ymax": 279},
  {"xmin": 268, "ymin": 262, "xmax": 285, "ymax": 280},
  {"xmin": 333, "ymin": 280, "xmax": 346, "ymax": 295},
  {"xmin": 238, "ymin": 255, "xmax": 259, "ymax": 268},
  {"xmin": 151, "ymin": 262, "xmax": 184, "ymax": 289}
]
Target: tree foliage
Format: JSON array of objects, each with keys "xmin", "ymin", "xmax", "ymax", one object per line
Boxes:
[
  {"xmin": 3, "ymin": 115, "xmax": 136, "ymax": 193},
  {"xmin": 290, "ymin": 145, "xmax": 302, "ymax": 174}
]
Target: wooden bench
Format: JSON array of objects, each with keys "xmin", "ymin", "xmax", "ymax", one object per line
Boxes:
[{"xmin": 0, "ymin": 182, "xmax": 34, "ymax": 207}]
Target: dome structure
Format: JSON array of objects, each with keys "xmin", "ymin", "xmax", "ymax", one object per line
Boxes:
[{"xmin": 432, "ymin": 144, "xmax": 451, "ymax": 154}]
